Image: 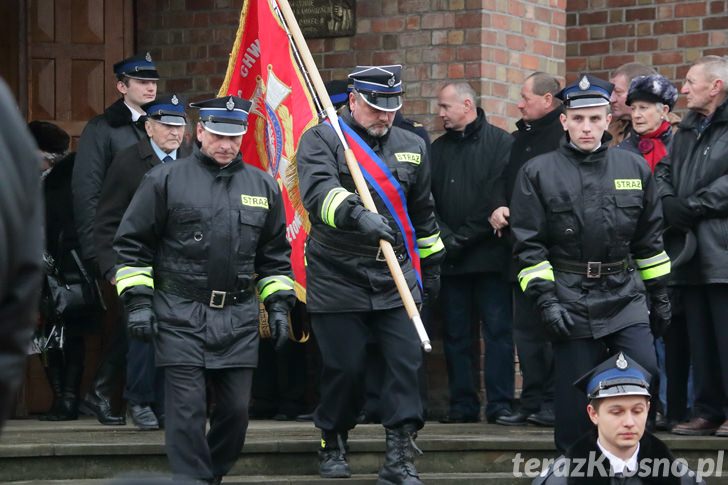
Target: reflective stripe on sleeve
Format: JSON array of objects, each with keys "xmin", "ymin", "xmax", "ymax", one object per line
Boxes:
[
  {"xmin": 257, "ymin": 275, "xmax": 295, "ymax": 302},
  {"xmin": 417, "ymin": 232, "xmax": 444, "ymax": 259},
  {"xmin": 518, "ymin": 261, "xmax": 554, "ymax": 292},
  {"xmin": 321, "ymin": 187, "xmax": 353, "ymax": 228},
  {"xmin": 115, "ymin": 265, "xmax": 154, "ymax": 295},
  {"xmin": 635, "ymin": 251, "xmax": 671, "ymax": 281}
]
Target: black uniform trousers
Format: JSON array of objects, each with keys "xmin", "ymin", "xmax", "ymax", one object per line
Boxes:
[
  {"xmin": 120, "ymin": 306, "xmax": 164, "ymax": 407},
  {"xmin": 553, "ymin": 322, "xmax": 657, "ymax": 452},
  {"xmin": 664, "ymin": 288, "xmax": 691, "ymax": 423},
  {"xmin": 512, "ymin": 285, "xmax": 554, "ymax": 414},
  {"xmin": 312, "ymin": 306, "xmax": 424, "ymax": 431},
  {"xmin": 164, "ymin": 365, "xmax": 253, "ymax": 482},
  {"xmin": 683, "ymin": 284, "xmax": 728, "ymax": 423},
  {"xmin": 251, "ymin": 337, "xmax": 307, "ymax": 418}
]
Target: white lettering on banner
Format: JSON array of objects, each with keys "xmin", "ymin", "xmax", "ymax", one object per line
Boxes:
[{"xmin": 240, "ymin": 39, "xmax": 262, "ymax": 78}]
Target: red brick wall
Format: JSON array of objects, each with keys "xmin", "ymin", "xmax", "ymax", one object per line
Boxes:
[{"xmin": 566, "ymin": 0, "xmax": 728, "ymax": 111}]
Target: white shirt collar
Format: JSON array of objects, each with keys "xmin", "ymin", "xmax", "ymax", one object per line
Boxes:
[
  {"xmin": 149, "ymin": 138, "xmax": 177, "ymax": 162},
  {"xmin": 124, "ymin": 102, "xmax": 145, "ymax": 122},
  {"xmin": 597, "ymin": 439, "xmax": 640, "ymax": 475}
]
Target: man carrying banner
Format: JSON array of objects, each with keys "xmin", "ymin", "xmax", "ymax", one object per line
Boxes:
[{"xmin": 297, "ymin": 65, "xmax": 444, "ymax": 484}]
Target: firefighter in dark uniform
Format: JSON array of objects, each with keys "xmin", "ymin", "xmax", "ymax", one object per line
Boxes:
[
  {"xmin": 510, "ymin": 75, "xmax": 671, "ymax": 452},
  {"xmin": 112, "ymin": 95, "xmax": 296, "ymax": 484},
  {"xmin": 297, "ymin": 65, "xmax": 444, "ymax": 484}
]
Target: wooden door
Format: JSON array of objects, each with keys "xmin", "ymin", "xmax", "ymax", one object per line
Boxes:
[{"xmin": 27, "ymin": 0, "xmax": 134, "ymax": 145}]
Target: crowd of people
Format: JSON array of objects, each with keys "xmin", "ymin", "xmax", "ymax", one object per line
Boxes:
[{"xmin": 8, "ymin": 52, "xmax": 728, "ymax": 484}]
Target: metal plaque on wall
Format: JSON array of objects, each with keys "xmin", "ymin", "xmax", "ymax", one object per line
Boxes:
[{"xmin": 289, "ymin": 0, "xmax": 356, "ymax": 38}]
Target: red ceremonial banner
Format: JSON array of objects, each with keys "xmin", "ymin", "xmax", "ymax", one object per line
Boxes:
[{"xmin": 219, "ymin": 0, "xmax": 319, "ymax": 303}]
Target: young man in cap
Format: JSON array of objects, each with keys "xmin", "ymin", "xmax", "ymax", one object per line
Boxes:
[
  {"xmin": 297, "ymin": 65, "xmax": 444, "ymax": 484},
  {"xmin": 534, "ymin": 353, "xmax": 705, "ymax": 484},
  {"xmin": 113, "ymin": 95, "xmax": 295, "ymax": 484},
  {"xmin": 510, "ymin": 74, "xmax": 671, "ymax": 452},
  {"xmin": 94, "ymin": 94, "xmax": 190, "ymax": 430},
  {"xmin": 73, "ymin": 53, "xmax": 159, "ymax": 426}
]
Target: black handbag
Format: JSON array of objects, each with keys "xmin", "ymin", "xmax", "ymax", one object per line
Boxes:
[{"xmin": 45, "ymin": 248, "xmax": 104, "ymax": 321}]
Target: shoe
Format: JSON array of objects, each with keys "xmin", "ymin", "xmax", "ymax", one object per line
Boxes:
[
  {"xmin": 438, "ymin": 413, "xmax": 479, "ymax": 424},
  {"xmin": 715, "ymin": 419, "xmax": 728, "ymax": 437},
  {"xmin": 671, "ymin": 417, "xmax": 722, "ymax": 436},
  {"xmin": 377, "ymin": 423, "xmax": 423, "ymax": 485},
  {"xmin": 273, "ymin": 413, "xmax": 295, "ymax": 421},
  {"xmin": 486, "ymin": 409, "xmax": 512, "ymax": 424},
  {"xmin": 319, "ymin": 431, "xmax": 351, "ymax": 478},
  {"xmin": 127, "ymin": 403, "xmax": 160, "ymax": 430},
  {"xmin": 79, "ymin": 391, "xmax": 126, "ymax": 425},
  {"xmin": 495, "ymin": 410, "xmax": 529, "ymax": 426},
  {"xmin": 527, "ymin": 408, "xmax": 555, "ymax": 427}
]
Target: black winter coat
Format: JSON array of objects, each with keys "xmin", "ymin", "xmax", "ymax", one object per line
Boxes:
[
  {"xmin": 44, "ymin": 154, "xmax": 82, "ymax": 276},
  {"xmin": 511, "ymin": 140, "xmax": 667, "ymax": 339},
  {"xmin": 431, "ymin": 108, "xmax": 513, "ymax": 276},
  {"xmin": 534, "ymin": 428, "xmax": 704, "ymax": 485},
  {"xmin": 655, "ymin": 102, "xmax": 728, "ymax": 285},
  {"xmin": 113, "ymin": 146, "xmax": 295, "ymax": 368},
  {"xmin": 72, "ymin": 98, "xmax": 145, "ymax": 263},
  {"xmin": 94, "ymin": 137, "xmax": 191, "ymax": 281}
]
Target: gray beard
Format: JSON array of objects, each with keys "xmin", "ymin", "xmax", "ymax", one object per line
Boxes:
[{"xmin": 366, "ymin": 126, "xmax": 389, "ymax": 138}]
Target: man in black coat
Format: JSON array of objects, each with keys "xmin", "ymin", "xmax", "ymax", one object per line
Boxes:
[
  {"xmin": 73, "ymin": 53, "xmax": 159, "ymax": 426},
  {"xmin": 432, "ymin": 82, "xmax": 514, "ymax": 424},
  {"xmin": 489, "ymin": 72, "xmax": 564, "ymax": 427},
  {"xmin": 94, "ymin": 94, "xmax": 189, "ymax": 430},
  {"xmin": 0, "ymin": 79, "xmax": 43, "ymax": 432}
]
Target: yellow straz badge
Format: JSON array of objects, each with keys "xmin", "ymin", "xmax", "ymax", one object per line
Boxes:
[
  {"xmin": 394, "ymin": 152, "xmax": 421, "ymax": 165},
  {"xmin": 614, "ymin": 179, "xmax": 642, "ymax": 190},
  {"xmin": 241, "ymin": 194, "xmax": 269, "ymax": 209}
]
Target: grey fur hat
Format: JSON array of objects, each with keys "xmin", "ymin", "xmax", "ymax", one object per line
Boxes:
[{"xmin": 626, "ymin": 74, "xmax": 679, "ymax": 111}]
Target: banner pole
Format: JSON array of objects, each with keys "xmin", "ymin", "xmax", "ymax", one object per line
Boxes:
[{"xmin": 275, "ymin": 0, "xmax": 432, "ymax": 352}]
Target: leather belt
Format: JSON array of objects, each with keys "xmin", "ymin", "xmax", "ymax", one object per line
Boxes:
[
  {"xmin": 157, "ymin": 277, "xmax": 252, "ymax": 308},
  {"xmin": 311, "ymin": 233, "xmax": 406, "ymax": 262},
  {"xmin": 551, "ymin": 259, "xmax": 628, "ymax": 278}
]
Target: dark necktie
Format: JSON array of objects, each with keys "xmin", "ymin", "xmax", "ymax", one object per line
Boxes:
[{"xmin": 163, "ymin": 155, "xmax": 173, "ymax": 163}]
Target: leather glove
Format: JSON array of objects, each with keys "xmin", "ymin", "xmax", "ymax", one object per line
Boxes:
[
  {"xmin": 443, "ymin": 235, "xmax": 464, "ymax": 260},
  {"xmin": 648, "ymin": 287, "xmax": 672, "ymax": 338},
  {"xmin": 122, "ymin": 292, "xmax": 158, "ymax": 342},
  {"xmin": 423, "ymin": 270, "xmax": 441, "ymax": 303},
  {"xmin": 354, "ymin": 209, "xmax": 396, "ymax": 244},
  {"xmin": 662, "ymin": 196, "xmax": 695, "ymax": 231},
  {"xmin": 267, "ymin": 301, "xmax": 290, "ymax": 352},
  {"xmin": 539, "ymin": 300, "xmax": 575, "ymax": 338}
]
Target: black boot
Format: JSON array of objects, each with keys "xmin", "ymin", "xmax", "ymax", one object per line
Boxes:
[
  {"xmin": 377, "ymin": 424, "xmax": 423, "ymax": 485},
  {"xmin": 54, "ymin": 362, "xmax": 83, "ymax": 420},
  {"xmin": 39, "ymin": 352, "xmax": 64, "ymax": 421},
  {"xmin": 318, "ymin": 430, "xmax": 351, "ymax": 478},
  {"xmin": 78, "ymin": 346, "xmax": 125, "ymax": 425}
]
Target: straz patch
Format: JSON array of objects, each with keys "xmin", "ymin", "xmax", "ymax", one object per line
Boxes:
[
  {"xmin": 241, "ymin": 194, "xmax": 269, "ymax": 209},
  {"xmin": 394, "ymin": 152, "xmax": 421, "ymax": 165},
  {"xmin": 614, "ymin": 179, "xmax": 642, "ymax": 190}
]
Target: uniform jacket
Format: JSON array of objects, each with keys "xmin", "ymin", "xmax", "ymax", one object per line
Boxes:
[
  {"xmin": 94, "ymin": 137, "xmax": 191, "ymax": 281},
  {"xmin": 534, "ymin": 429, "xmax": 705, "ymax": 485},
  {"xmin": 394, "ymin": 112, "xmax": 431, "ymax": 158},
  {"xmin": 431, "ymin": 108, "xmax": 513, "ymax": 276},
  {"xmin": 655, "ymin": 101, "xmax": 728, "ymax": 285},
  {"xmin": 0, "ymin": 80, "xmax": 43, "ymax": 428},
  {"xmin": 511, "ymin": 138, "xmax": 668, "ymax": 339},
  {"xmin": 113, "ymin": 146, "xmax": 294, "ymax": 368},
  {"xmin": 73, "ymin": 98, "xmax": 145, "ymax": 263},
  {"xmin": 297, "ymin": 109, "xmax": 443, "ymax": 313}
]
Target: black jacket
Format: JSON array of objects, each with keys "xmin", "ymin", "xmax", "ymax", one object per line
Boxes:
[
  {"xmin": 654, "ymin": 101, "xmax": 728, "ymax": 285},
  {"xmin": 511, "ymin": 139, "xmax": 668, "ymax": 339},
  {"xmin": 113, "ymin": 146, "xmax": 295, "ymax": 368},
  {"xmin": 431, "ymin": 108, "xmax": 513, "ymax": 275},
  {"xmin": 44, "ymin": 154, "xmax": 81, "ymax": 276},
  {"xmin": 296, "ymin": 110, "xmax": 443, "ymax": 312},
  {"xmin": 0, "ymin": 80, "xmax": 43, "ymax": 428},
  {"xmin": 534, "ymin": 429, "xmax": 704, "ymax": 485},
  {"xmin": 94, "ymin": 137, "xmax": 191, "ymax": 281},
  {"xmin": 72, "ymin": 98, "xmax": 145, "ymax": 263}
]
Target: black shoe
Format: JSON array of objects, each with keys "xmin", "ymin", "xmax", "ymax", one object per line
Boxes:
[
  {"xmin": 486, "ymin": 409, "xmax": 512, "ymax": 424},
  {"xmin": 496, "ymin": 410, "xmax": 530, "ymax": 426},
  {"xmin": 319, "ymin": 431, "xmax": 351, "ymax": 478},
  {"xmin": 527, "ymin": 408, "xmax": 555, "ymax": 427},
  {"xmin": 128, "ymin": 403, "xmax": 160, "ymax": 430},
  {"xmin": 79, "ymin": 392, "xmax": 126, "ymax": 425},
  {"xmin": 377, "ymin": 424, "xmax": 423, "ymax": 485},
  {"xmin": 438, "ymin": 413, "xmax": 479, "ymax": 424}
]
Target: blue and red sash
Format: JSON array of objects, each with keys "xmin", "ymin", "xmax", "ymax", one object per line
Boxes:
[{"xmin": 326, "ymin": 118, "xmax": 422, "ymax": 288}]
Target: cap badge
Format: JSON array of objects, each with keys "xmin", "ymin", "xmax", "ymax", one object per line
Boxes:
[
  {"xmin": 145, "ymin": 52, "xmax": 152, "ymax": 63},
  {"xmin": 387, "ymin": 76, "xmax": 395, "ymax": 87},
  {"xmin": 226, "ymin": 97, "xmax": 235, "ymax": 111},
  {"xmin": 579, "ymin": 75, "xmax": 590, "ymax": 91},
  {"xmin": 171, "ymin": 95, "xmax": 179, "ymax": 105},
  {"xmin": 616, "ymin": 352, "xmax": 628, "ymax": 370}
]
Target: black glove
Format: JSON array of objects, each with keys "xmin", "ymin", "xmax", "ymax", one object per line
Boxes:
[
  {"xmin": 443, "ymin": 235, "xmax": 464, "ymax": 260},
  {"xmin": 423, "ymin": 270, "xmax": 441, "ymax": 302},
  {"xmin": 648, "ymin": 287, "xmax": 671, "ymax": 338},
  {"xmin": 267, "ymin": 301, "xmax": 290, "ymax": 352},
  {"xmin": 539, "ymin": 300, "xmax": 575, "ymax": 338},
  {"xmin": 354, "ymin": 209, "xmax": 396, "ymax": 244},
  {"xmin": 662, "ymin": 196, "xmax": 695, "ymax": 231},
  {"xmin": 122, "ymin": 292, "xmax": 158, "ymax": 342}
]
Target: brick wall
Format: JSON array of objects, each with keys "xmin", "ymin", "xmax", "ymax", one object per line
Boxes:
[{"xmin": 566, "ymin": 0, "xmax": 728, "ymax": 111}]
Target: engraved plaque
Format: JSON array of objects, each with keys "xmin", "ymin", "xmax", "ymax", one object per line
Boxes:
[{"xmin": 290, "ymin": 0, "xmax": 355, "ymax": 38}]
